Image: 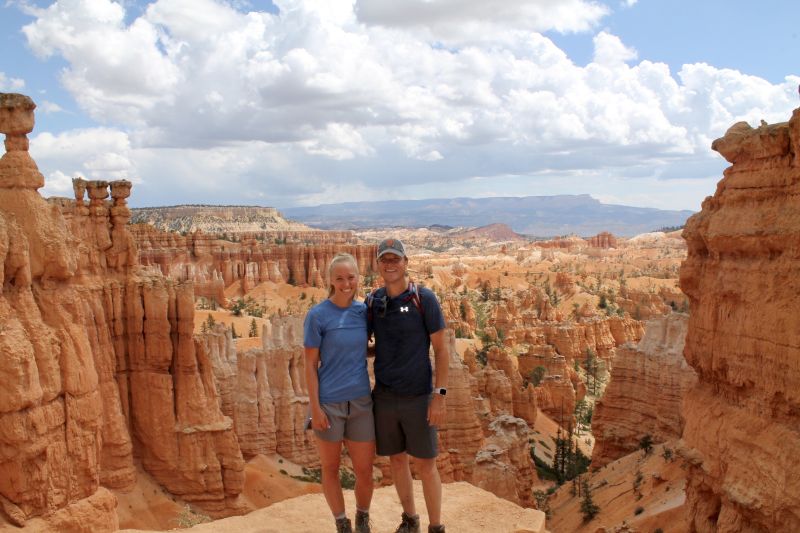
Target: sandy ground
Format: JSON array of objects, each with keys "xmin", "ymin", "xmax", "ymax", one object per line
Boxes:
[
  {"xmin": 114, "ymin": 456, "xmax": 323, "ymax": 531},
  {"xmin": 547, "ymin": 440, "xmax": 686, "ymax": 533},
  {"xmin": 119, "ymin": 481, "xmax": 546, "ymax": 533}
]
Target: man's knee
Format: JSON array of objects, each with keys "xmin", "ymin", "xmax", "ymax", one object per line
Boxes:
[
  {"xmin": 389, "ymin": 452, "xmax": 409, "ymax": 468},
  {"xmin": 416, "ymin": 457, "xmax": 438, "ymax": 479}
]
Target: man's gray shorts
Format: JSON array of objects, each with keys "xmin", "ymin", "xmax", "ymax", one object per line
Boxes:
[
  {"xmin": 311, "ymin": 394, "xmax": 375, "ymax": 443},
  {"xmin": 373, "ymin": 389, "xmax": 437, "ymax": 459}
]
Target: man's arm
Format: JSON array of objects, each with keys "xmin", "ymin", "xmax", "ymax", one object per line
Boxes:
[{"xmin": 427, "ymin": 328, "xmax": 449, "ymax": 426}]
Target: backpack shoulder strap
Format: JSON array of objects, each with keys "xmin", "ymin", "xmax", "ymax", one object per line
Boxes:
[
  {"xmin": 406, "ymin": 281, "xmax": 425, "ymax": 317},
  {"xmin": 366, "ymin": 289, "xmax": 376, "ymax": 321},
  {"xmin": 366, "ymin": 287, "xmax": 385, "ymax": 321}
]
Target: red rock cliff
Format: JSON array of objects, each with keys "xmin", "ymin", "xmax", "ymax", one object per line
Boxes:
[
  {"xmin": 679, "ymin": 110, "xmax": 800, "ymax": 531},
  {"xmin": 131, "ymin": 223, "xmax": 377, "ymax": 297},
  {"xmin": 0, "ymin": 94, "xmax": 244, "ymax": 530},
  {"xmin": 591, "ymin": 313, "xmax": 696, "ymax": 468}
]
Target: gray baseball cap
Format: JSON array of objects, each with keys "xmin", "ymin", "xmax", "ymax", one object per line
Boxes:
[{"xmin": 377, "ymin": 237, "xmax": 406, "ymax": 258}]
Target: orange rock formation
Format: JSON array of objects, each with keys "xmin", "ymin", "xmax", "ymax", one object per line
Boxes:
[
  {"xmin": 0, "ymin": 94, "xmax": 245, "ymax": 530},
  {"xmin": 587, "ymin": 231, "xmax": 618, "ymax": 248},
  {"xmin": 591, "ymin": 313, "xmax": 696, "ymax": 468},
  {"xmin": 131, "ymin": 223, "xmax": 377, "ymax": 298},
  {"xmin": 679, "ymin": 110, "xmax": 800, "ymax": 531}
]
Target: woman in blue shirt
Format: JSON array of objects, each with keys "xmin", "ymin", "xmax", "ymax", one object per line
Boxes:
[{"xmin": 304, "ymin": 253, "xmax": 374, "ymax": 533}]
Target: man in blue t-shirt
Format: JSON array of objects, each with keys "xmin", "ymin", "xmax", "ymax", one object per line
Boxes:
[{"xmin": 369, "ymin": 238, "xmax": 448, "ymax": 533}]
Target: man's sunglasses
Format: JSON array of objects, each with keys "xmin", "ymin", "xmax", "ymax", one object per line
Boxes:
[{"xmin": 379, "ymin": 256, "xmax": 403, "ymax": 264}]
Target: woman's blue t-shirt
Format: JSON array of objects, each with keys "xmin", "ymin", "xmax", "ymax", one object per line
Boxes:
[{"xmin": 303, "ymin": 299, "xmax": 370, "ymax": 404}]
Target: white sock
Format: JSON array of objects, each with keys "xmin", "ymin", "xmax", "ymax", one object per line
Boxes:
[{"xmin": 334, "ymin": 512, "xmax": 347, "ymax": 520}]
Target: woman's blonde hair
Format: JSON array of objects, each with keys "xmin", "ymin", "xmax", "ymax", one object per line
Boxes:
[{"xmin": 327, "ymin": 253, "xmax": 359, "ymax": 300}]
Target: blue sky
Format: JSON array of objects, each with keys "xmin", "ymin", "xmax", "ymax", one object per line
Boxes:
[{"xmin": 1, "ymin": 0, "xmax": 798, "ymax": 213}]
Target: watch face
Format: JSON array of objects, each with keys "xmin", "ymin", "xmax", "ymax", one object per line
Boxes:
[{"xmin": 436, "ymin": 388, "xmax": 447, "ymax": 396}]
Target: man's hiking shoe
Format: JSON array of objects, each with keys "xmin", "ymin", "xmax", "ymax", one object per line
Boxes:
[
  {"xmin": 394, "ymin": 512, "xmax": 420, "ymax": 533},
  {"xmin": 336, "ymin": 517, "xmax": 353, "ymax": 533},
  {"xmin": 428, "ymin": 526, "xmax": 445, "ymax": 533},
  {"xmin": 355, "ymin": 510, "xmax": 372, "ymax": 533}
]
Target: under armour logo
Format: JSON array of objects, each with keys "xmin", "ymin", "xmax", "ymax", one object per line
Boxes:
[{"xmin": 400, "ymin": 306, "xmax": 409, "ymax": 312}]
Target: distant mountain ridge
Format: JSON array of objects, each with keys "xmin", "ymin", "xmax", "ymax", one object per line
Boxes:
[{"xmin": 281, "ymin": 195, "xmax": 693, "ymax": 237}]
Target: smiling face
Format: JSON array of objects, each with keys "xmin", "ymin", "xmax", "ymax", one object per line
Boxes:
[
  {"xmin": 377, "ymin": 252, "xmax": 408, "ymax": 287},
  {"xmin": 328, "ymin": 254, "xmax": 359, "ymax": 304}
]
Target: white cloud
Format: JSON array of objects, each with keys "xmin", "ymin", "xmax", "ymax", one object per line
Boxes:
[
  {"xmin": 39, "ymin": 100, "xmax": 64, "ymax": 113},
  {"xmin": 43, "ymin": 170, "xmax": 80, "ymax": 196},
  {"xmin": 32, "ymin": 128, "xmax": 138, "ymax": 198},
  {"xmin": 0, "ymin": 72, "xmax": 25, "ymax": 91},
  {"xmin": 15, "ymin": 0, "xmax": 800, "ymax": 211},
  {"xmin": 592, "ymin": 31, "xmax": 638, "ymax": 66},
  {"xmin": 354, "ymin": 0, "xmax": 609, "ymax": 39},
  {"xmin": 621, "ymin": 0, "xmax": 638, "ymax": 7}
]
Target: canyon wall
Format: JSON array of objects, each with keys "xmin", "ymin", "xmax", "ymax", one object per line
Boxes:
[
  {"xmin": 591, "ymin": 313, "xmax": 696, "ymax": 468},
  {"xmin": 481, "ymin": 296, "xmax": 643, "ymax": 426},
  {"xmin": 131, "ymin": 223, "xmax": 377, "ymax": 297},
  {"xmin": 679, "ymin": 110, "xmax": 800, "ymax": 531},
  {"xmin": 0, "ymin": 94, "xmax": 246, "ymax": 530}
]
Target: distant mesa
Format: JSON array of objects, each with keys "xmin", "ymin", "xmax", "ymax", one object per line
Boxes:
[
  {"xmin": 280, "ymin": 195, "xmax": 694, "ymax": 237},
  {"xmin": 130, "ymin": 204, "xmax": 311, "ymax": 235}
]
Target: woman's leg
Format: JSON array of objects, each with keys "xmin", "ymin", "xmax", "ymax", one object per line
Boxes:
[
  {"xmin": 317, "ymin": 437, "xmax": 345, "ymax": 516},
  {"xmin": 346, "ymin": 439, "xmax": 376, "ymax": 511}
]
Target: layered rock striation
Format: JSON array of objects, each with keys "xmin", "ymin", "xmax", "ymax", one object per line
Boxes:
[
  {"xmin": 591, "ymin": 313, "xmax": 696, "ymax": 468},
  {"xmin": 131, "ymin": 223, "xmax": 377, "ymax": 296},
  {"xmin": 679, "ymin": 110, "xmax": 800, "ymax": 531}
]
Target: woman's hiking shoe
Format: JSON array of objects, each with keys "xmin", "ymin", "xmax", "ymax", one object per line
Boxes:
[
  {"xmin": 394, "ymin": 512, "xmax": 420, "ymax": 533},
  {"xmin": 335, "ymin": 517, "xmax": 353, "ymax": 533},
  {"xmin": 428, "ymin": 526, "xmax": 445, "ymax": 533},
  {"xmin": 354, "ymin": 510, "xmax": 372, "ymax": 533}
]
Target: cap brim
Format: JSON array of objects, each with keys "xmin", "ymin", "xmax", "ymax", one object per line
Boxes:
[{"xmin": 377, "ymin": 249, "xmax": 405, "ymax": 258}]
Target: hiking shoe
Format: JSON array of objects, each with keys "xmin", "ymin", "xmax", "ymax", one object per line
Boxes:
[
  {"xmin": 428, "ymin": 526, "xmax": 445, "ymax": 533},
  {"xmin": 336, "ymin": 517, "xmax": 353, "ymax": 533},
  {"xmin": 394, "ymin": 512, "xmax": 420, "ymax": 533},
  {"xmin": 355, "ymin": 510, "xmax": 372, "ymax": 533}
]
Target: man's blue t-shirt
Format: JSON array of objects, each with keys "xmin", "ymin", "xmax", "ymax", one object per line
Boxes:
[
  {"xmin": 370, "ymin": 285, "xmax": 446, "ymax": 396},
  {"xmin": 303, "ymin": 299, "xmax": 371, "ymax": 404}
]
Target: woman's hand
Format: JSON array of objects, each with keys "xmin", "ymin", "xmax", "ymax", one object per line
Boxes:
[{"xmin": 311, "ymin": 406, "xmax": 330, "ymax": 431}]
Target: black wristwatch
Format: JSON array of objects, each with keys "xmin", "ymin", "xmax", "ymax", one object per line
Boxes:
[{"xmin": 434, "ymin": 387, "xmax": 447, "ymax": 396}]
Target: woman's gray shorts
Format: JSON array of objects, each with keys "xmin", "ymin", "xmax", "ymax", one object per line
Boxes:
[{"xmin": 311, "ymin": 394, "xmax": 375, "ymax": 443}]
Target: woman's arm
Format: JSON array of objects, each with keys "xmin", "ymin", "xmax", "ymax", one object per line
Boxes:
[{"xmin": 303, "ymin": 346, "xmax": 330, "ymax": 430}]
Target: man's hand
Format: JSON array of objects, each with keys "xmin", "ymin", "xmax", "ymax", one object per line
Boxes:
[{"xmin": 427, "ymin": 394, "xmax": 447, "ymax": 427}]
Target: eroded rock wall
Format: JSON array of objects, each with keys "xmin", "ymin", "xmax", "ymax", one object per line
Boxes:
[
  {"xmin": 590, "ymin": 313, "xmax": 696, "ymax": 468},
  {"xmin": 0, "ymin": 93, "xmax": 244, "ymax": 530},
  {"xmin": 679, "ymin": 111, "xmax": 800, "ymax": 531},
  {"xmin": 131, "ymin": 223, "xmax": 377, "ymax": 295}
]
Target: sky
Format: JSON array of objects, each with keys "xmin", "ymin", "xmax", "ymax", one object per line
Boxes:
[{"xmin": 1, "ymin": 0, "xmax": 798, "ymax": 212}]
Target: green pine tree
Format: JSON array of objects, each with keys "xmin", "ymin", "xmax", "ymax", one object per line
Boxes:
[{"xmin": 580, "ymin": 478, "xmax": 599, "ymax": 521}]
